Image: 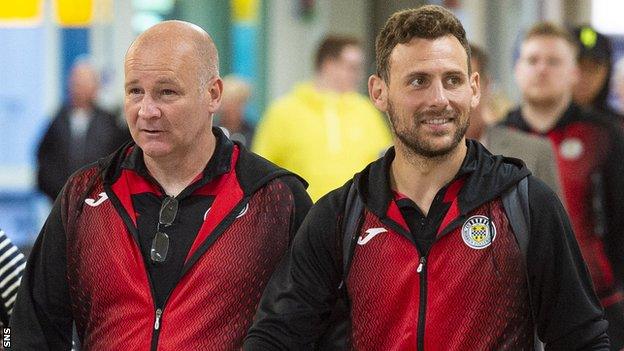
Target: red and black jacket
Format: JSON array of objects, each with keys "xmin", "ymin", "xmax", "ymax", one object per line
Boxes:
[
  {"xmin": 11, "ymin": 128, "xmax": 312, "ymax": 350},
  {"xmin": 504, "ymin": 104, "xmax": 624, "ymax": 307},
  {"xmin": 244, "ymin": 140, "xmax": 608, "ymax": 350}
]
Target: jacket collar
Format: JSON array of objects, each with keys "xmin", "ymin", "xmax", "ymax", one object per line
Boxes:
[{"xmin": 357, "ymin": 139, "xmax": 529, "ymax": 221}]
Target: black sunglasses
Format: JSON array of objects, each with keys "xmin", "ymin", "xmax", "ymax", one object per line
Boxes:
[{"xmin": 150, "ymin": 196, "xmax": 179, "ymax": 263}]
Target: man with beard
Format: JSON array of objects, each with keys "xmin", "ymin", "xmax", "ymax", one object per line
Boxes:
[
  {"xmin": 504, "ymin": 22, "xmax": 624, "ymax": 349},
  {"xmin": 244, "ymin": 6, "xmax": 608, "ymax": 350}
]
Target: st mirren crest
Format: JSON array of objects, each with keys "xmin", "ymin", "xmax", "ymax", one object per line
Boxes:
[{"xmin": 461, "ymin": 215, "xmax": 496, "ymax": 249}]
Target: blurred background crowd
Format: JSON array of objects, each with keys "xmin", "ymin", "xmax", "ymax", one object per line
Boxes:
[{"xmin": 0, "ymin": 0, "xmax": 623, "ymax": 256}]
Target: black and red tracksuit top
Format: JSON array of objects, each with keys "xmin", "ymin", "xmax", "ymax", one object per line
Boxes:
[
  {"xmin": 244, "ymin": 140, "xmax": 609, "ymax": 350},
  {"xmin": 11, "ymin": 129, "xmax": 312, "ymax": 350},
  {"xmin": 505, "ymin": 104, "xmax": 624, "ymax": 307}
]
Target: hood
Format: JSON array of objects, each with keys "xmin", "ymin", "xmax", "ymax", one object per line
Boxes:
[{"xmin": 356, "ymin": 139, "xmax": 531, "ymax": 222}]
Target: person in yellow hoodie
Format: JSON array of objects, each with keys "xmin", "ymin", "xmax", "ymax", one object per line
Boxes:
[{"xmin": 253, "ymin": 35, "xmax": 392, "ymax": 201}]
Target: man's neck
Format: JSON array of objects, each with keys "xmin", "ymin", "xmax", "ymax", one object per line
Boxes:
[
  {"xmin": 314, "ymin": 75, "xmax": 342, "ymax": 94},
  {"xmin": 521, "ymin": 96, "xmax": 571, "ymax": 133},
  {"xmin": 390, "ymin": 140, "xmax": 467, "ymax": 216},
  {"xmin": 144, "ymin": 134, "xmax": 216, "ymax": 197}
]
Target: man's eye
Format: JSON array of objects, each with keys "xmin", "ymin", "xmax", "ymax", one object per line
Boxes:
[
  {"xmin": 447, "ymin": 76, "xmax": 462, "ymax": 86},
  {"xmin": 128, "ymin": 88, "xmax": 142, "ymax": 95},
  {"xmin": 410, "ymin": 77, "xmax": 426, "ymax": 87},
  {"xmin": 162, "ymin": 89, "xmax": 177, "ymax": 96}
]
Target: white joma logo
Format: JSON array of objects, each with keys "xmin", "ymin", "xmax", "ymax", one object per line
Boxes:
[
  {"xmin": 357, "ymin": 228, "xmax": 388, "ymax": 245},
  {"xmin": 85, "ymin": 192, "xmax": 109, "ymax": 207}
]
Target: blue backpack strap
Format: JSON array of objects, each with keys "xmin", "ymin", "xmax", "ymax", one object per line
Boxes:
[{"xmin": 502, "ymin": 177, "xmax": 543, "ymax": 350}]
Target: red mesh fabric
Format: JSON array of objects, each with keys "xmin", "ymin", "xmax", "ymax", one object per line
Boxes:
[
  {"xmin": 65, "ymin": 169, "xmax": 294, "ymax": 350},
  {"xmin": 347, "ymin": 200, "xmax": 532, "ymax": 350},
  {"xmin": 548, "ymin": 122, "xmax": 615, "ymax": 298},
  {"xmin": 425, "ymin": 200, "xmax": 532, "ymax": 350},
  {"xmin": 65, "ymin": 168, "xmax": 153, "ymax": 351},
  {"xmin": 156, "ymin": 178, "xmax": 292, "ymax": 350}
]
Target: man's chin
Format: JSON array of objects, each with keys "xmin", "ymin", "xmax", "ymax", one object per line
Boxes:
[
  {"xmin": 139, "ymin": 142, "xmax": 173, "ymax": 160},
  {"xmin": 399, "ymin": 135, "xmax": 462, "ymax": 159}
]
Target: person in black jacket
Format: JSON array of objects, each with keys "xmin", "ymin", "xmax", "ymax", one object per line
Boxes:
[
  {"xmin": 571, "ymin": 25, "xmax": 623, "ymax": 123},
  {"xmin": 36, "ymin": 60, "xmax": 129, "ymax": 201},
  {"xmin": 244, "ymin": 5, "xmax": 609, "ymax": 350},
  {"xmin": 12, "ymin": 21, "xmax": 312, "ymax": 350}
]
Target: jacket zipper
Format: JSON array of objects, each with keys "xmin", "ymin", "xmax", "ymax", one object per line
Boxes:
[
  {"xmin": 416, "ymin": 255, "xmax": 428, "ymax": 351},
  {"xmin": 107, "ymin": 184, "xmax": 249, "ymax": 350},
  {"xmin": 148, "ymin": 200, "xmax": 248, "ymax": 351},
  {"xmin": 149, "ymin": 287, "xmax": 169, "ymax": 350}
]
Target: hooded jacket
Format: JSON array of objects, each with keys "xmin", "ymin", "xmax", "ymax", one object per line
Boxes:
[
  {"xmin": 252, "ymin": 82, "xmax": 392, "ymax": 201},
  {"xmin": 244, "ymin": 140, "xmax": 608, "ymax": 350},
  {"xmin": 504, "ymin": 104, "xmax": 624, "ymax": 306},
  {"xmin": 11, "ymin": 128, "xmax": 312, "ymax": 350}
]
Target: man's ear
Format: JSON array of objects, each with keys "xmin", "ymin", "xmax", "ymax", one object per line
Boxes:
[
  {"xmin": 206, "ymin": 77, "xmax": 223, "ymax": 113},
  {"xmin": 470, "ymin": 71, "xmax": 481, "ymax": 109},
  {"xmin": 368, "ymin": 74, "xmax": 388, "ymax": 112}
]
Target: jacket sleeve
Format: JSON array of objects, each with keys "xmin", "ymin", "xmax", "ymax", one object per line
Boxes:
[
  {"xmin": 244, "ymin": 189, "xmax": 345, "ymax": 350},
  {"xmin": 280, "ymin": 175, "xmax": 313, "ymax": 241},
  {"xmin": 526, "ymin": 177, "xmax": 609, "ymax": 350},
  {"xmin": 37, "ymin": 117, "xmax": 67, "ymax": 201},
  {"xmin": 10, "ymin": 191, "xmax": 73, "ymax": 350},
  {"xmin": 533, "ymin": 138, "xmax": 562, "ymax": 200},
  {"xmin": 0, "ymin": 230, "xmax": 27, "ymax": 326},
  {"xmin": 602, "ymin": 128, "xmax": 624, "ymax": 288}
]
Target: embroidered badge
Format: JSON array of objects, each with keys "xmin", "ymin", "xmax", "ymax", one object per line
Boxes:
[
  {"xmin": 559, "ymin": 138, "xmax": 583, "ymax": 160},
  {"xmin": 461, "ymin": 215, "xmax": 496, "ymax": 249}
]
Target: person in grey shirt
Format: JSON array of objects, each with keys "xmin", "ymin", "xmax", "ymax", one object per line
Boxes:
[{"xmin": 465, "ymin": 43, "xmax": 561, "ymax": 197}]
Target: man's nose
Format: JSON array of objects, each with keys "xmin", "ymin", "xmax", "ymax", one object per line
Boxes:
[
  {"xmin": 138, "ymin": 95, "xmax": 161, "ymax": 119},
  {"xmin": 429, "ymin": 80, "xmax": 450, "ymax": 108}
]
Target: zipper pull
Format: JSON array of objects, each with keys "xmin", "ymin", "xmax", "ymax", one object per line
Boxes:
[
  {"xmin": 154, "ymin": 308, "xmax": 162, "ymax": 330},
  {"xmin": 416, "ymin": 257, "xmax": 426, "ymax": 273}
]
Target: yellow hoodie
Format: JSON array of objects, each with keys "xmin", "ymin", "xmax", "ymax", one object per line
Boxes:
[{"xmin": 253, "ymin": 83, "xmax": 392, "ymax": 201}]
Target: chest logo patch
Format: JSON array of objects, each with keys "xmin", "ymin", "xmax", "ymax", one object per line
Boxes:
[
  {"xmin": 357, "ymin": 227, "xmax": 388, "ymax": 246},
  {"xmin": 84, "ymin": 192, "xmax": 109, "ymax": 207},
  {"xmin": 559, "ymin": 138, "xmax": 584, "ymax": 160},
  {"xmin": 461, "ymin": 215, "xmax": 496, "ymax": 249}
]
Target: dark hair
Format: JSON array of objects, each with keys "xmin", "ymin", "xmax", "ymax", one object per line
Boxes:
[
  {"xmin": 573, "ymin": 25, "xmax": 613, "ymax": 112},
  {"xmin": 314, "ymin": 35, "xmax": 361, "ymax": 71},
  {"xmin": 375, "ymin": 5, "xmax": 470, "ymax": 82},
  {"xmin": 523, "ymin": 22, "xmax": 579, "ymax": 56}
]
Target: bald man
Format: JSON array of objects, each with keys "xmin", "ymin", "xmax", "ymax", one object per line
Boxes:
[
  {"xmin": 11, "ymin": 21, "xmax": 312, "ymax": 350},
  {"xmin": 36, "ymin": 61, "xmax": 129, "ymax": 201}
]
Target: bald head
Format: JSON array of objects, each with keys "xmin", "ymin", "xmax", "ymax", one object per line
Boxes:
[
  {"xmin": 70, "ymin": 61, "xmax": 99, "ymax": 108},
  {"xmin": 126, "ymin": 20, "xmax": 219, "ymax": 89}
]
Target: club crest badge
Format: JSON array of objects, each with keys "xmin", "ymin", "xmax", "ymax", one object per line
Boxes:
[
  {"xmin": 461, "ymin": 215, "xmax": 496, "ymax": 249},
  {"xmin": 559, "ymin": 138, "xmax": 583, "ymax": 160}
]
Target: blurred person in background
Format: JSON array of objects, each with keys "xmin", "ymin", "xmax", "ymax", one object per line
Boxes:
[
  {"xmin": 253, "ymin": 35, "xmax": 392, "ymax": 201},
  {"xmin": 12, "ymin": 21, "xmax": 311, "ymax": 349},
  {"xmin": 614, "ymin": 56, "xmax": 624, "ymax": 114},
  {"xmin": 504, "ymin": 22, "xmax": 624, "ymax": 348},
  {"xmin": 466, "ymin": 43, "xmax": 561, "ymax": 196},
  {"xmin": 572, "ymin": 25, "xmax": 624, "ymax": 123},
  {"xmin": 36, "ymin": 60, "xmax": 130, "ymax": 202},
  {"xmin": 216, "ymin": 75, "xmax": 255, "ymax": 147}
]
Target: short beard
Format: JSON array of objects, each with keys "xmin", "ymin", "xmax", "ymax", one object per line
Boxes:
[{"xmin": 387, "ymin": 100, "xmax": 469, "ymax": 159}]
